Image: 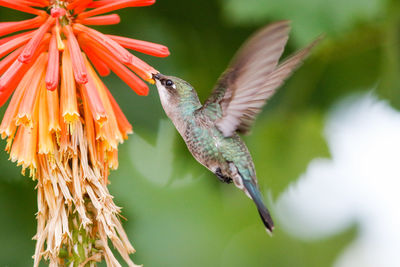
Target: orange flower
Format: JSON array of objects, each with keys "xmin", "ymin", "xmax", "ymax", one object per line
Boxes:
[{"xmin": 0, "ymin": 0, "xmax": 169, "ymax": 266}]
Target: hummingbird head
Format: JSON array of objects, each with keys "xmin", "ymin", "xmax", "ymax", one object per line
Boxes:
[
  {"xmin": 153, "ymin": 73, "xmax": 179, "ymax": 98},
  {"xmin": 153, "ymin": 73, "xmax": 201, "ymax": 116}
]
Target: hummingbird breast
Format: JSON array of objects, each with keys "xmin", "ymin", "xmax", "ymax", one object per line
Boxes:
[
  {"xmin": 183, "ymin": 116, "xmax": 222, "ymax": 171},
  {"xmin": 182, "ymin": 113, "xmax": 256, "ymax": 181}
]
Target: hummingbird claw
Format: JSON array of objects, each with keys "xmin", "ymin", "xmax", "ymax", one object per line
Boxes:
[{"xmin": 215, "ymin": 168, "xmax": 233, "ymax": 184}]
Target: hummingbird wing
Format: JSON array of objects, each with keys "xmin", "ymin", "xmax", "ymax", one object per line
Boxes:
[{"xmin": 203, "ymin": 21, "xmax": 319, "ymax": 137}]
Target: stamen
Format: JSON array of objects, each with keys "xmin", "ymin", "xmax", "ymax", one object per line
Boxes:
[{"xmin": 55, "ymin": 22, "xmax": 65, "ymax": 51}]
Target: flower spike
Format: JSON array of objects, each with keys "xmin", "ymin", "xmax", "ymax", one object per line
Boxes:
[{"xmin": 0, "ymin": 1, "xmax": 169, "ymax": 266}]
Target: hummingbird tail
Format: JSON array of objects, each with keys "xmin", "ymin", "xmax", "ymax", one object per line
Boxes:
[{"xmin": 242, "ymin": 178, "xmax": 274, "ymax": 234}]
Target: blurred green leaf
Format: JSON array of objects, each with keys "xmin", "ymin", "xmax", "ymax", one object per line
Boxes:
[{"xmin": 222, "ymin": 0, "xmax": 387, "ymax": 45}]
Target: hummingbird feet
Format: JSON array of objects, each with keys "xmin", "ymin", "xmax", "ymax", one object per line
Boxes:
[{"xmin": 215, "ymin": 168, "xmax": 232, "ymax": 184}]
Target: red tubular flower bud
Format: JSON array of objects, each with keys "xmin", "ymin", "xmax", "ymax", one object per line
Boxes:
[
  {"xmin": 13, "ymin": 0, "xmax": 49, "ymax": 7},
  {"xmin": 127, "ymin": 55, "xmax": 157, "ymax": 81},
  {"xmin": 77, "ymin": 14, "xmax": 121, "ymax": 26},
  {"xmin": 0, "ymin": 46, "xmax": 24, "ymax": 76},
  {"xmin": 64, "ymin": 25, "xmax": 88, "ymax": 84},
  {"xmin": 0, "ymin": 31, "xmax": 34, "ymax": 59},
  {"xmin": 108, "ymin": 34, "xmax": 170, "ymax": 57},
  {"xmin": 50, "ymin": 7, "xmax": 66, "ymax": 18},
  {"xmin": 0, "ymin": 30, "xmax": 35, "ymax": 45},
  {"xmin": 84, "ymin": 48, "xmax": 111, "ymax": 77},
  {"xmin": 0, "ymin": 54, "xmax": 42, "ymax": 107},
  {"xmin": 0, "ymin": 60, "xmax": 25, "ymax": 93},
  {"xmin": 67, "ymin": 0, "xmax": 92, "ymax": 11},
  {"xmin": 0, "ymin": 16, "xmax": 46, "ymax": 37},
  {"xmin": 105, "ymin": 87, "xmax": 133, "ymax": 139},
  {"xmin": 79, "ymin": 34, "xmax": 148, "ymax": 96},
  {"xmin": 18, "ymin": 16, "xmax": 54, "ymax": 64},
  {"xmin": 0, "ymin": 34, "xmax": 50, "ymax": 104},
  {"xmin": 0, "ymin": 0, "xmax": 47, "ymax": 16},
  {"xmin": 81, "ymin": 56, "xmax": 108, "ymax": 125},
  {"xmin": 88, "ymin": 0, "xmax": 122, "ymax": 8},
  {"xmin": 73, "ymin": 23, "xmax": 133, "ymax": 64},
  {"xmin": 45, "ymin": 33, "xmax": 59, "ymax": 91},
  {"xmin": 78, "ymin": 0, "xmax": 155, "ymax": 19}
]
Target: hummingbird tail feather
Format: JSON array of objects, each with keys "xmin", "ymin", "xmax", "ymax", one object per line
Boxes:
[{"xmin": 242, "ymin": 178, "xmax": 274, "ymax": 234}]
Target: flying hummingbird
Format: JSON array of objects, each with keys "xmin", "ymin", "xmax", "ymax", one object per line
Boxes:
[{"xmin": 153, "ymin": 21, "xmax": 318, "ymax": 233}]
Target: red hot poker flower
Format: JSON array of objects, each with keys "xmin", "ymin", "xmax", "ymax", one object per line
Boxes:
[{"xmin": 0, "ymin": 0, "xmax": 169, "ymax": 266}]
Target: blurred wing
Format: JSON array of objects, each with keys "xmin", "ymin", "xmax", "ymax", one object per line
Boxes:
[
  {"xmin": 216, "ymin": 39, "xmax": 319, "ymax": 136},
  {"xmin": 204, "ymin": 21, "xmax": 291, "ymax": 109},
  {"xmin": 203, "ymin": 19, "xmax": 320, "ymax": 137}
]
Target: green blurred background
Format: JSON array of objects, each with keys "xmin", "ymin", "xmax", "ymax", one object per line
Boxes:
[{"xmin": 0, "ymin": 0, "xmax": 399, "ymax": 266}]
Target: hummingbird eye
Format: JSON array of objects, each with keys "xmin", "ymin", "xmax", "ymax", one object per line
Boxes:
[{"xmin": 165, "ymin": 79, "xmax": 174, "ymax": 87}]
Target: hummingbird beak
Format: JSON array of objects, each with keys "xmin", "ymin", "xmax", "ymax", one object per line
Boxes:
[{"xmin": 153, "ymin": 73, "xmax": 165, "ymax": 81}]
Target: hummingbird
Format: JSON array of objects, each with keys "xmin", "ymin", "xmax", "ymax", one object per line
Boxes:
[{"xmin": 153, "ymin": 21, "xmax": 318, "ymax": 233}]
